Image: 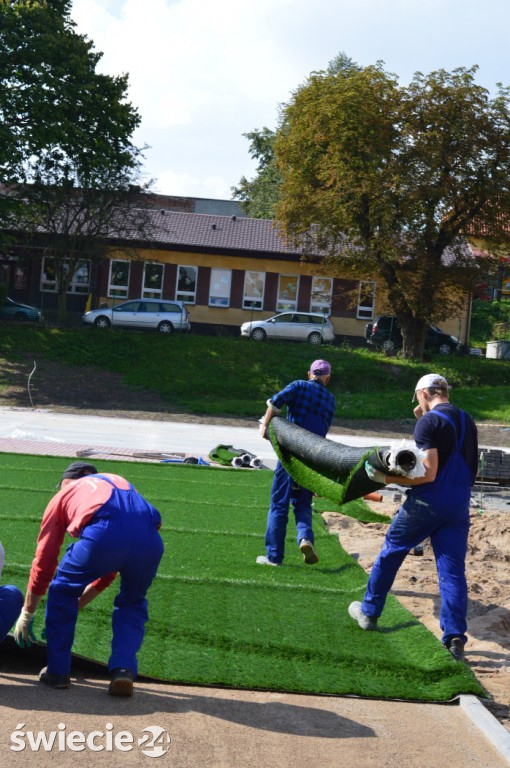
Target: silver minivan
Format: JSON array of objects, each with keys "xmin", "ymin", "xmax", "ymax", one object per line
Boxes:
[
  {"xmin": 83, "ymin": 299, "xmax": 190, "ymax": 334},
  {"xmin": 241, "ymin": 312, "xmax": 335, "ymax": 345}
]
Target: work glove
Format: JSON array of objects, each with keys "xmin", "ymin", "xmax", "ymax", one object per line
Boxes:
[
  {"xmin": 365, "ymin": 461, "xmax": 386, "ymax": 485},
  {"xmin": 14, "ymin": 610, "xmax": 37, "ymax": 648}
]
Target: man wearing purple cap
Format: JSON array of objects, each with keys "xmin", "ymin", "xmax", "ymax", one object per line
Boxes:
[{"xmin": 257, "ymin": 360, "xmax": 336, "ymax": 566}]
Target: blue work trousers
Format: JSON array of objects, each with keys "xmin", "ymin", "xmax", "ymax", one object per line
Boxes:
[
  {"xmin": 361, "ymin": 495, "xmax": 470, "ymax": 644},
  {"xmin": 0, "ymin": 585, "xmax": 23, "ymax": 643},
  {"xmin": 265, "ymin": 461, "xmax": 314, "ymax": 564},
  {"xmin": 45, "ymin": 488, "xmax": 164, "ymax": 677}
]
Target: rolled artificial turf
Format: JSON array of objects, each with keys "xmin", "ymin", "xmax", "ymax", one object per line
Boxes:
[{"xmin": 0, "ymin": 453, "xmax": 486, "ymax": 701}]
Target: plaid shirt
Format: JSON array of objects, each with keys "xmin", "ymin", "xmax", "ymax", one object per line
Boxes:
[{"xmin": 270, "ymin": 379, "xmax": 336, "ymax": 437}]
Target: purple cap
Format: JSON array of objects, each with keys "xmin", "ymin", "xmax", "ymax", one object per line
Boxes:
[{"xmin": 310, "ymin": 359, "xmax": 331, "ymax": 376}]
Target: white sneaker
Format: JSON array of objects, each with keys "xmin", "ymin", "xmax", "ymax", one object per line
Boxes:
[
  {"xmin": 256, "ymin": 555, "xmax": 281, "ymax": 566},
  {"xmin": 348, "ymin": 601, "xmax": 378, "ymax": 630},
  {"xmin": 299, "ymin": 539, "xmax": 319, "ymax": 565}
]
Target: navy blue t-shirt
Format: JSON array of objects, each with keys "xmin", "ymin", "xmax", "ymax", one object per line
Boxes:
[{"xmin": 413, "ymin": 403, "xmax": 478, "ymax": 483}]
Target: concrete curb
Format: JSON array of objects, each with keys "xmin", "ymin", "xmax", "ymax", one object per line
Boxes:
[{"xmin": 459, "ymin": 696, "xmax": 510, "ymax": 765}]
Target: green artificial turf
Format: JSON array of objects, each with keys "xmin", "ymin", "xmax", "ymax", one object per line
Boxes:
[{"xmin": 0, "ymin": 453, "xmax": 486, "ymax": 701}]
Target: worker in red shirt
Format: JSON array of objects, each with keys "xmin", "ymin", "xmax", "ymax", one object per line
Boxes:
[{"xmin": 14, "ymin": 461, "xmax": 164, "ymax": 697}]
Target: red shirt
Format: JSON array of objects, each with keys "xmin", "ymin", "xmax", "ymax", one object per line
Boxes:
[{"xmin": 28, "ymin": 473, "xmax": 132, "ymax": 596}]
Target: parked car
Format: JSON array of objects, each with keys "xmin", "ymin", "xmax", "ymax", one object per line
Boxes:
[
  {"xmin": 365, "ymin": 315, "xmax": 461, "ymax": 355},
  {"xmin": 240, "ymin": 312, "xmax": 335, "ymax": 345},
  {"xmin": 0, "ymin": 297, "xmax": 42, "ymax": 322},
  {"xmin": 82, "ymin": 299, "xmax": 191, "ymax": 334}
]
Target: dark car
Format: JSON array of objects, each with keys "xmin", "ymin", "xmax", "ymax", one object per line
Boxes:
[
  {"xmin": 0, "ymin": 297, "xmax": 42, "ymax": 322},
  {"xmin": 365, "ymin": 315, "xmax": 460, "ymax": 355}
]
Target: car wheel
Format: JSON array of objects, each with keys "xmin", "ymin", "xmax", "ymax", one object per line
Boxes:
[
  {"xmin": 158, "ymin": 321, "xmax": 174, "ymax": 334},
  {"xmin": 251, "ymin": 328, "xmax": 266, "ymax": 341},
  {"xmin": 308, "ymin": 331, "xmax": 322, "ymax": 345},
  {"xmin": 382, "ymin": 339, "xmax": 395, "ymax": 352},
  {"xmin": 438, "ymin": 342, "xmax": 453, "ymax": 355},
  {"xmin": 94, "ymin": 316, "xmax": 111, "ymax": 328}
]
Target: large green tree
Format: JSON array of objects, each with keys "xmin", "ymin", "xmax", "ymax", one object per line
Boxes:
[
  {"xmin": 272, "ymin": 60, "xmax": 510, "ymax": 357},
  {"xmin": 0, "ymin": 0, "xmax": 147, "ymax": 316}
]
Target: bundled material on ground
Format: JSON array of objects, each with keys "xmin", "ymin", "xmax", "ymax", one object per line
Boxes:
[
  {"xmin": 1, "ymin": 453, "xmax": 486, "ymax": 701},
  {"xmin": 269, "ymin": 417, "xmax": 415, "ymax": 512},
  {"xmin": 209, "ymin": 444, "xmax": 263, "ymax": 469}
]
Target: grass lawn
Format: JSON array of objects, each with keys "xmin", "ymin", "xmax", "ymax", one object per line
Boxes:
[
  {"xmin": 0, "ymin": 326, "xmax": 509, "ymax": 422},
  {"xmin": 1, "ymin": 453, "xmax": 486, "ymax": 702}
]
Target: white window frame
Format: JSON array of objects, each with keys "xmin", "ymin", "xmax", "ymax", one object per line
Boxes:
[
  {"xmin": 357, "ymin": 280, "xmax": 376, "ymax": 320},
  {"xmin": 176, "ymin": 265, "xmax": 197, "ymax": 304},
  {"xmin": 243, "ymin": 270, "xmax": 265, "ymax": 310},
  {"xmin": 41, "ymin": 257, "xmax": 90, "ymax": 294},
  {"xmin": 108, "ymin": 259, "xmax": 131, "ymax": 299},
  {"xmin": 209, "ymin": 268, "xmax": 232, "ymax": 308},
  {"xmin": 142, "ymin": 262, "xmax": 164, "ymax": 299},
  {"xmin": 310, "ymin": 276, "xmax": 333, "ymax": 315},
  {"xmin": 277, "ymin": 274, "xmax": 299, "ymax": 312}
]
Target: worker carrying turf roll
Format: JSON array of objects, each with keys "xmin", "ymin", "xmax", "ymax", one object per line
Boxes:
[
  {"xmin": 348, "ymin": 374, "xmax": 478, "ymax": 662},
  {"xmin": 14, "ymin": 461, "xmax": 164, "ymax": 696},
  {"xmin": 257, "ymin": 359, "xmax": 336, "ymax": 566}
]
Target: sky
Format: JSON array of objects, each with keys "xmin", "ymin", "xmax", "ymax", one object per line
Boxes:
[{"xmin": 71, "ymin": 0, "xmax": 510, "ymax": 201}]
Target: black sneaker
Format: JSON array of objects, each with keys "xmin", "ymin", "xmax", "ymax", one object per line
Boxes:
[
  {"xmin": 108, "ymin": 668, "xmax": 134, "ymax": 697},
  {"xmin": 39, "ymin": 666, "xmax": 71, "ymax": 689},
  {"xmin": 444, "ymin": 637, "xmax": 465, "ymax": 661}
]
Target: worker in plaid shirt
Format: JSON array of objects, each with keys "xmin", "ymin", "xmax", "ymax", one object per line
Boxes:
[{"xmin": 257, "ymin": 360, "xmax": 336, "ymax": 566}]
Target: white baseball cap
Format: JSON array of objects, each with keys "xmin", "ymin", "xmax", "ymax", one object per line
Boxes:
[{"xmin": 412, "ymin": 373, "xmax": 449, "ymax": 402}]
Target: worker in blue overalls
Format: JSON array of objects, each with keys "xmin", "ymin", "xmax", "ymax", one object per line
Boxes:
[
  {"xmin": 257, "ymin": 359, "xmax": 336, "ymax": 567},
  {"xmin": 348, "ymin": 373, "xmax": 478, "ymax": 662},
  {"xmin": 0, "ymin": 541, "xmax": 23, "ymax": 643}
]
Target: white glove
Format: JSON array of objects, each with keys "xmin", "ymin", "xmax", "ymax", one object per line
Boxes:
[
  {"xmin": 0, "ymin": 541, "xmax": 4, "ymax": 579},
  {"xmin": 365, "ymin": 461, "xmax": 386, "ymax": 485},
  {"xmin": 14, "ymin": 609, "xmax": 37, "ymax": 648}
]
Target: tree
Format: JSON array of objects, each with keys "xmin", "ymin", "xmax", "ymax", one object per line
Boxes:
[
  {"xmin": 232, "ymin": 127, "xmax": 280, "ymax": 219},
  {"xmin": 0, "ymin": 0, "xmax": 147, "ymax": 319},
  {"xmin": 233, "ymin": 56, "xmax": 362, "ymax": 220},
  {"xmin": 16, "ymin": 160, "xmax": 153, "ymax": 323},
  {"xmin": 272, "ymin": 59, "xmax": 510, "ymax": 357}
]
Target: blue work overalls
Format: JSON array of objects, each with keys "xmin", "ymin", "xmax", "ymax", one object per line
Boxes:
[
  {"xmin": 45, "ymin": 476, "xmax": 164, "ymax": 676},
  {"xmin": 361, "ymin": 410, "xmax": 472, "ymax": 645}
]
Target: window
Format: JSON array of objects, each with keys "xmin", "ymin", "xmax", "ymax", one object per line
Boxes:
[
  {"xmin": 108, "ymin": 260, "xmax": 131, "ymax": 298},
  {"xmin": 277, "ymin": 275, "xmax": 299, "ymax": 311},
  {"xmin": 209, "ymin": 268, "xmax": 232, "ymax": 307},
  {"xmin": 310, "ymin": 276, "xmax": 333, "ymax": 315},
  {"xmin": 41, "ymin": 257, "xmax": 90, "ymax": 294},
  {"xmin": 176, "ymin": 265, "xmax": 197, "ymax": 304},
  {"xmin": 357, "ymin": 280, "xmax": 376, "ymax": 320},
  {"xmin": 243, "ymin": 270, "xmax": 265, "ymax": 310},
  {"xmin": 142, "ymin": 262, "xmax": 164, "ymax": 299}
]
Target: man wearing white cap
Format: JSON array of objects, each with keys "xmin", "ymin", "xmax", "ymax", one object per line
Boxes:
[
  {"xmin": 349, "ymin": 373, "xmax": 478, "ymax": 662},
  {"xmin": 257, "ymin": 360, "xmax": 336, "ymax": 566}
]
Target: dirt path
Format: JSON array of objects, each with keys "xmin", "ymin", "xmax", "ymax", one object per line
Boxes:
[{"xmin": 325, "ymin": 492, "xmax": 510, "ymax": 733}]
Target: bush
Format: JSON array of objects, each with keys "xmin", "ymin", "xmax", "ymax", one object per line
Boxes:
[{"xmin": 470, "ymin": 299, "xmax": 510, "ymax": 344}]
